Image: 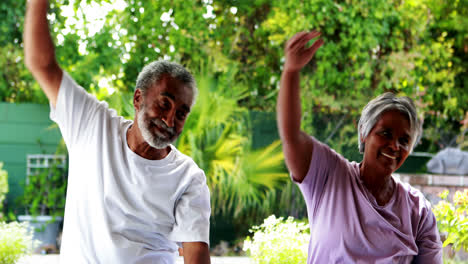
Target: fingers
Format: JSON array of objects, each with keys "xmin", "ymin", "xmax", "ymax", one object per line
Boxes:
[
  {"xmin": 288, "ymin": 30, "xmax": 321, "ymax": 52},
  {"xmin": 283, "ymin": 30, "xmax": 324, "ymax": 72},
  {"xmin": 285, "ymin": 32, "xmax": 309, "ymax": 50},
  {"xmin": 304, "ymin": 38, "xmax": 324, "ymax": 57}
]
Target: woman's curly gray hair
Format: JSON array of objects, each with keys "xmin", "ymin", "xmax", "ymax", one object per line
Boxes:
[{"xmin": 358, "ymin": 92, "xmax": 422, "ymax": 153}]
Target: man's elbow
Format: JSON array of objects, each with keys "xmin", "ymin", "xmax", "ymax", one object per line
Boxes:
[
  {"xmin": 182, "ymin": 242, "xmax": 211, "ymax": 264},
  {"xmin": 24, "ymin": 50, "xmax": 57, "ymax": 73},
  {"xmin": 25, "ymin": 58, "xmax": 61, "ymax": 81},
  {"xmin": 24, "ymin": 53, "xmax": 36, "ymax": 72}
]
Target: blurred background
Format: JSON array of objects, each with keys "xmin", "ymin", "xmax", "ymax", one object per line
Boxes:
[{"xmin": 0, "ymin": 0, "xmax": 467, "ymax": 261}]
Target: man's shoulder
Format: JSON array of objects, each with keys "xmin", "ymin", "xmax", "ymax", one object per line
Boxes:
[
  {"xmin": 62, "ymin": 71, "xmax": 126, "ymax": 119},
  {"xmin": 171, "ymin": 146, "xmax": 205, "ymax": 176}
]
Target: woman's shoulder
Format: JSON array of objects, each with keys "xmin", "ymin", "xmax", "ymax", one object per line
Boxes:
[
  {"xmin": 394, "ymin": 177, "xmax": 433, "ymax": 213},
  {"xmin": 309, "ymin": 136, "xmax": 354, "ymax": 166}
]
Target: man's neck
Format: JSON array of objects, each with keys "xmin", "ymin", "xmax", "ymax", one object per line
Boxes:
[{"xmin": 126, "ymin": 124, "xmax": 171, "ymax": 160}]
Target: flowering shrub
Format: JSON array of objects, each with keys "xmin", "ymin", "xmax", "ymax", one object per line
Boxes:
[
  {"xmin": 0, "ymin": 162, "xmax": 8, "ymax": 219},
  {"xmin": 444, "ymin": 259, "xmax": 468, "ymax": 264},
  {"xmin": 433, "ymin": 189, "xmax": 468, "ymax": 252},
  {"xmin": 243, "ymin": 215, "xmax": 309, "ymax": 264},
  {"xmin": 0, "ymin": 221, "xmax": 38, "ymax": 264}
]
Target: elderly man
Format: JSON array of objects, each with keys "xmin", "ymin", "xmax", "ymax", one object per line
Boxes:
[{"xmin": 24, "ymin": 1, "xmax": 211, "ymax": 263}]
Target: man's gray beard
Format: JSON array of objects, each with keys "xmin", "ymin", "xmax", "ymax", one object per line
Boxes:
[{"xmin": 137, "ymin": 105, "xmax": 176, "ymax": 149}]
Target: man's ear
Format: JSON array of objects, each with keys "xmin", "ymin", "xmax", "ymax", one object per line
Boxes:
[{"xmin": 134, "ymin": 89, "xmax": 142, "ymax": 111}]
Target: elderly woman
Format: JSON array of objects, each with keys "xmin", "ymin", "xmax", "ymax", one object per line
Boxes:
[{"xmin": 277, "ymin": 31, "xmax": 442, "ymax": 263}]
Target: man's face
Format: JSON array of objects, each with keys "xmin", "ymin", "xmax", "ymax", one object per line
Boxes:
[
  {"xmin": 362, "ymin": 110, "xmax": 412, "ymax": 176},
  {"xmin": 136, "ymin": 74, "xmax": 193, "ymax": 149}
]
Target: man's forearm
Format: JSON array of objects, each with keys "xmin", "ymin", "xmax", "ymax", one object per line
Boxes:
[
  {"xmin": 24, "ymin": 0, "xmax": 57, "ymax": 71},
  {"xmin": 182, "ymin": 242, "xmax": 211, "ymax": 264}
]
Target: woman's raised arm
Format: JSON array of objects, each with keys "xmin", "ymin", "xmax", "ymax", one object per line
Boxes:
[{"xmin": 277, "ymin": 31, "xmax": 323, "ymax": 183}]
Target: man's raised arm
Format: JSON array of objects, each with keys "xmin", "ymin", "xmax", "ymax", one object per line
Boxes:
[{"xmin": 24, "ymin": 0, "xmax": 63, "ymax": 107}]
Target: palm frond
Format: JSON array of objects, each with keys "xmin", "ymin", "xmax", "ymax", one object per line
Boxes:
[{"xmin": 176, "ymin": 72, "xmax": 287, "ymax": 218}]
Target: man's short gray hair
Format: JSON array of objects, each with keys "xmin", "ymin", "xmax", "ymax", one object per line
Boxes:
[
  {"xmin": 358, "ymin": 92, "xmax": 422, "ymax": 153},
  {"xmin": 135, "ymin": 60, "xmax": 198, "ymax": 106}
]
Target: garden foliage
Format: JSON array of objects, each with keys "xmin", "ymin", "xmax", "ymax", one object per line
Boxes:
[
  {"xmin": 176, "ymin": 72, "xmax": 288, "ymax": 222},
  {"xmin": 22, "ymin": 162, "xmax": 67, "ymax": 217},
  {"xmin": 1, "ymin": 0, "xmax": 467, "ymax": 242},
  {"xmin": 0, "ymin": 221, "xmax": 38, "ymax": 264},
  {"xmin": 243, "ymin": 215, "xmax": 309, "ymax": 264},
  {"xmin": 0, "ymin": 163, "xmax": 7, "ymax": 219},
  {"xmin": 1, "ymin": 0, "xmax": 466, "ymax": 152},
  {"xmin": 433, "ymin": 189, "xmax": 468, "ymax": 252}
]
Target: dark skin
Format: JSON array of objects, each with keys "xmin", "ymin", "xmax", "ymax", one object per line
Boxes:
[
  {"xmin": 127, "ymin": 74, "xmax": 193, "ymax": 160},
  {"xmin": 24, "ymin": 1, "xmax": 210, "ymax": 262},
  {"xmin": 128, "ymin": 76, "xmax": 210, "ymax": 263},
  {"xmin": 277, "ymin": 30, "xmax": 323, "ymax": 183},
  {"xmin": 277, "ymin": 31, "xmax": 412, "ymax": 206},
  {"xmin": 359, "ymin": 110, "xmax": 411, "ymax": 205}
]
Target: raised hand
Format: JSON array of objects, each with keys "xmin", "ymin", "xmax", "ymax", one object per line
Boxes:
[
  {"xmin": 277, "ymin": 30, "xmax": 323, "ymax": 183},
  {"xmin": 283, "ymin": 30, "xmax": 323, "ymax": 73}
]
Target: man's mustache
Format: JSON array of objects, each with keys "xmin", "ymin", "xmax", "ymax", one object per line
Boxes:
[{"xmin": 151, "ymin": 119, "xmax": 175, "ymax": 137}]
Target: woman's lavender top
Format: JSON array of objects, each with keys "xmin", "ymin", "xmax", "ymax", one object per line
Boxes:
[{"xmin": 294, "ymin": 137, "xmax": 442, "ymax": 264}]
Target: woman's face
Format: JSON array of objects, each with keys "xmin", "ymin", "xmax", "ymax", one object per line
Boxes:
[{"xmin": 362, "ymin": 110, "xmax": 412, "ymax": 176}]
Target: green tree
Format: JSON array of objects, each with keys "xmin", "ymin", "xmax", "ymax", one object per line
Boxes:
[{"xmin": 2, "ymin": 0, "xmax": 466, "ymax": 151}]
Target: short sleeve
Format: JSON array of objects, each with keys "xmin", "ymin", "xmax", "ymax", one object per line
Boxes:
[
  {"xmin": 413, "ymin": 204, "xmax": 443, "ymax": 263},
  {"xmin": 168, "ymin": 171, "xmax": 211, "ymax": 246},
  {"xmin": 295, "ymin": 136, "xmax": 344, "ymax": 217},
  {"xmin": 50, "ymin": 71, "xmax": 110, "ymax": 148}
]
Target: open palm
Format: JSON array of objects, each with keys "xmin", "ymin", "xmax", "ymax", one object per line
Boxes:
[{"xmin": 284, "ymin": 31, "xmax": 323, "ymax": 73}]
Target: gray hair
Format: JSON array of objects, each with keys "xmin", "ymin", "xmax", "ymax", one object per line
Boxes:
[
  {"xmin": 358, "ymin": 92, "xmax": 422, "ymax": 153},
  {"xmin": 135, "ymin": 60, "xmax": 198, "ymax": 106}
]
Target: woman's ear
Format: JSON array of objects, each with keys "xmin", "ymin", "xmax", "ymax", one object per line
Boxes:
[{"xmin": 360, "ymin": 133, "xmax": 366, "ymax": 152}]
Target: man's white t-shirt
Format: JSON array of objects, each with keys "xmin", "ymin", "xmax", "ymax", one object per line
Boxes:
[{"xmin": 50, "ymin": 72, "xmax": 211, "ymax": 264}]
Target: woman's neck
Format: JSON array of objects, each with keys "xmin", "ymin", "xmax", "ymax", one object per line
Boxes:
[{"xmin": 359, "ymin": 163, "xmax": 395, "ymax": 206}]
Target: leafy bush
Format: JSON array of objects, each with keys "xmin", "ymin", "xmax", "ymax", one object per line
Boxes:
[
  {"xmin": 0, "ymin": 163, "xmax": 8, "ymax": 219},
  {"xmin": 433, "ymin": 189, "xmax": 468, "ymax": 252},
  {"xmin": 243, "ymin": 215, "xmax": 309, "ymax": 264},
  {"xmin": 22, "ymin": 161, "xmax": 67, "ymax": 217},
  {"xmin": 444, "ymin": 259, "xmax": 468, "ymax": 264},
  {"xmin": 0, "ymin": 221, "xmax": 38, "ymax": 264}
]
